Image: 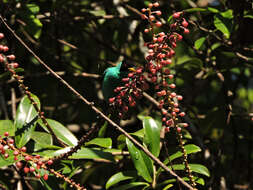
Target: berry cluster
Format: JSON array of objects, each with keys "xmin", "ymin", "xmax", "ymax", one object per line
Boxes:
[
  {"xmin": 0, "ymin": 32, "xmax": 86, "ymax": 190},
  {"xmin": 0, "ymin": 132, "xmax": 51, "ymax": 180},
  {"xmin": 109, "ymin": 2, "xmax": 190, "ymax": 133},
  {"xmin": 109, "ymin": 66, "xmax": 149, "ymax": 118}
]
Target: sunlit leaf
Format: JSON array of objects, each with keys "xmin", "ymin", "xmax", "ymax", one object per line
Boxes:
[
  {"xmin": 15, "ymin": 94, "xmax": 40, "ymax": 148},
  {"xmin": 126, "ymin": 138, "xmax": 153, "ymax": 182},
  {"xmin": 106, "ymin": 171, "xmax": 137, "ymax": 189}
]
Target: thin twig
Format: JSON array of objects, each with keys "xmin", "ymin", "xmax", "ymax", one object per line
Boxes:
[{"xmin": 0, "ymin": 15, "xmax": 195, "ymax": 190}]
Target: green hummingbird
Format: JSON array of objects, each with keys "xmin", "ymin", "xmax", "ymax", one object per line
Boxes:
[{"xmin": 102, "ymin": 60, "xmax": 132, "ymax": 102}]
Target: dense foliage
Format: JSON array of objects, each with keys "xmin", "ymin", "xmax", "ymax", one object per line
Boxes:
[{"xmin": 0, "ymin": 0, "xmax": 253, "ymax": 189}]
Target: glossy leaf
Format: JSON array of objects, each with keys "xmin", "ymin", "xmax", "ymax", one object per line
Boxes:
[
  {"xmin": 171, "ymin": 164, "xmax": 210, "ymax": 177},
  {"xmin": 207, "ymin": 7, "xmax": 219, "ymax": 13},
  {"xmin": 39, "ymin": 119, "xmax": 78, "ymax": 146},
  {"xmin": 0, "ymin": 120, "xmax": 14, "ymax": 136},
  {"xmin": 142, "ymin": 116, "xmax": 161, "ymax": 157},
  {"xmin": 0, "ymin": 150, "xmax": 16, "ymax": 167},
  {"xmin": 169, "ymin": 144, "xmax": 201, "ymax": 161},
  {"xmin": 184, "ymin": 8, "xmax": 207, "ymax": 13},
  {"xmin": 194, "ymin": 37, "xmax": 206, "ymax": 50},
  {"xmin": 70, "ymin": 147, "xmax": 115, "ymax": 162},
  {"xmin": 163, "ymin": 184, "xmax": 173, "ymax": 190},
  {"xmin": 85, "ymin": 138, "xmax": 112, "ymax": 148},
  {"xmin": 126, "ymin": 138, "xmax": 153, "ymax": 182},
  {"xmin": 106, "ymin": 171, "xmax": 137, "ymax": 189},
  {"xmin": 111, "ymin": 182, "xmax": 149, "ymax": 190},
  {"xmin": 214, "ymin": 15, "xmax": 230, "ymax": 38},
  {"xmin": 157, "ymin": 176, "xmax": 205, "ymax": 188},
  {"xmin": 15, "ymin": 94, "xmax": 40, "ymax": 148}
]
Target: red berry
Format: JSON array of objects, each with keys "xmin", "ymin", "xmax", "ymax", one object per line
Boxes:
[
  {"xmin": 144, "ymin": 28, "xmax": 149, "ymax": 33},
  {"xmin": 0, "ymin": 144, "xmax": 3, "ymax": 151},
  {"xmin": 13, "ymin": 150, "xmax": 19, "ymax": 156},
  {"xmin": 123, "ymin": 106, "xmax": 128, "ymax": 112},
  {"xmin": 153, "ymin": 2, "xmax": 160, "ymax": 7},
  {"xmin": 25, "ymin": 155, "xmax": 31, "ymax": 161},
  {"xmin": 148, "ymin": 3, "xmax": 153, "ymax": 8},
  {"xmin": 168, "ymin": 74, "xmax": 174, "ymax": 79},
  {"xmin": 156, "ymin": 11, "xmax": 162, "ymax": 16},
  {"xmin": 35, "ymin": 155, "xmax": 41, "ymax": 159},
  {"xmin": 109, "ymin": 97, "xmax": 115, "ymax": 104},
  {"xmin": 16, "ymin": 161, "xmax": 22, "ymax": 169},
  {"xmin": 36, "ymin": 173, "xmax": 41, "ymax": 178},
  {"xmin": 3, "ymin": 46, "xmax": 9, "ymax": 52},
  {"xmin": 169, "ymin": 84, "xmax": 176, "ymax": 89},
  {"xmin": 155, "ymin": 21, "xmax": 162, "ymax": 27},
  {"xmin": 30, "ymin": 167, "xmax": 35, "ymax": 172},
  {"xmin": 11, "ymin": 63, "xmax": 19, "ymax": 68},
  {"xmin": 177, "ymin": 127, "xmax": 182, "ymax": 133},
  {"xmin": 173, "ymin": 12, "xmax": 181, "ymax": 19},
  {"xmin": 4, "ymin": 153, "xmax": 9, "ymax": 158},
  {"xmin": 122, "ymin": 78, "xmax": 129, "ymax": 82},
  {"xmin": 182, "ymin": 19, "xmax": 188, "ymax": 27},
  {"xmin": 179, "ymin": 112, "xmax": 185, "ymax": 117},
  {"xmin": 43, "ymin": 174, "xmax": 49, "ymax": 181},
  {"xmin": 177, "ymin": 34, "xmax": 183, "ymax": 41},
  {"xmin": 129, "ymin": 101, "xmax": 136, "ymax": 107},
  {"xmin": 4, "ymin": 132, "xmax": 9, "ymax": 137},
  {"xmin": 141, "ymin": 14, "xmax": 148, "ymax": 20},
  {"xmin": 166, "ymin": 119, "xmax": 174, "ymax": 126},
  {"xmin": 177, "ymin": 95, "xmax": 183, "ymax": 100},
  {"xmin": 7, "ymin": 55, "xmax": 15, "ymax": 60},
  {"xmin": 165, "ymin": 127, "xmax": 170, "ymax": 133},
  {"xmin": 183, "ymin": 28, "xmax": 190, "ymax": 34},
  {"xmin": 141, "ymin": 8, "xmax": 146, "ymax": 12},
  {"xmin": 47, "ymin": 160, "xmax": 53, "ymax": 165},
  {"xmin": 21, "ymin": 147, "xmax": 27, "ymax": 152},
  {"xmin": 0, "ymin": 54, "xmax": 4, "ymax": 62},
  {"xmin": 24, "ymin": 167, "xmax": 29, "ymax": 173},
  {"xmin": 170, "ymin": 92, "xmax": 177, "ymax": 98},
  {"xmin": 183, "ymin": 123, "xmax": 189, "ymax": 127},
  {"xmin": 0, "ymin": 33, "xmax": 4, "ymax": 39},
  {"xmin": 149, "ymin": 15, "xmax": 155, "ymax": 21},
  {"xmin": 14, "ymin": 156, "xmax": 18, "ymax": 161}
]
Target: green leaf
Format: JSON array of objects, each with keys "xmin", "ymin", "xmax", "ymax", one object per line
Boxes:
[
  {"xmin": 15, "ymin": 94, "xmax": 40, "ymax": 148},
  {"xmin": 98, "ymin": 120, "xmax": 108, "ymax": 138},
  {"xmin": 157, "ymin": 144, "xmax": 202, "ymax": 175},
  {"xmin": 111, "ymin": 182, "xmax": 149, "ymax": 190},
  {"xmin": 126, "ymin": 138, "xmax": 153, "ymax": 182},
  {"xmin": 31, "ymin": 131, "xmax": 52, "ymax": 145},
  {"xmin": 0, "ymin": 120, "xmax": 14, "ymax": 136},
  {"xmin": 31, "ymin": 131, "xmax": 57, "ymax": 151},
  {"xmin": 70, "ymin": 147, "xmax": 115, "ymax": 162},
  {"xmin": 163, "ymin": 184, "xmax": 173, "ymax": 190},
  {"xmin": 207, "ymin": 7, "xmax": 219, "ymax": 13},
  {"xmin": 184, "ymin": 8, "xmax": 207, "ymax": 13},
  {"xmin": 26, "ymin": 4, "xmax": 40, "ymax": 14},
  {"xmin": 106, "ymin": 171, "xmax": 137, "ymax": 189},
  {"xmin": 130, "ymin": 129, "xmax": 144, "ymax": 139},
  {"xmin": 142, "ymin": 116, "xmax": 161, "ymax": 157},
  {"xmin": 171, "ymin": 164, "xmax": 210, "ymax": 177},
  {"xmin": 40, "ymin": 147, "xmax": 115, "ymax": 162},
  {"xmin": 38, "ymin": 119, "xmax": 78, "ymax": 146},
  {"xmin": 86, "ymin": 138, "xmax": 112, "ymax": 148},
  {"xmin": 220, "ymin": 9, "xmax": 233, "ymax": 19},
  {"xmin": 169, "ymin": 144, "xmax": 201, "ymax": 161},
  {"xmin": 21, "ymin": 4, "xmax": 42, "ymax": 39},
  {"xmin": 157, "ymin": 176, "xmax": 205, "ymax": 188},
  {"xmin": 0, "ymin": 150, "xmax": 17, "ymax": 167},
  {"xmin": 214, "ymin": 15, "xmax": 230, "ymax": 38},
  {"xmin": 194, "ymin": 37, "xmax": 206, "ymax": 50}
]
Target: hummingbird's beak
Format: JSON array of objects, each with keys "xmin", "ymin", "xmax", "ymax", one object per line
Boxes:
[{"xmin": 128, "ymin": 67, "xmax": 136, "ymax": 72}]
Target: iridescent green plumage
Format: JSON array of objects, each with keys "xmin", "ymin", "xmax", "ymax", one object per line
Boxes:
[{"xmin": 102, "ymin": 62, "xmax": 129, "ymax": 102}]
